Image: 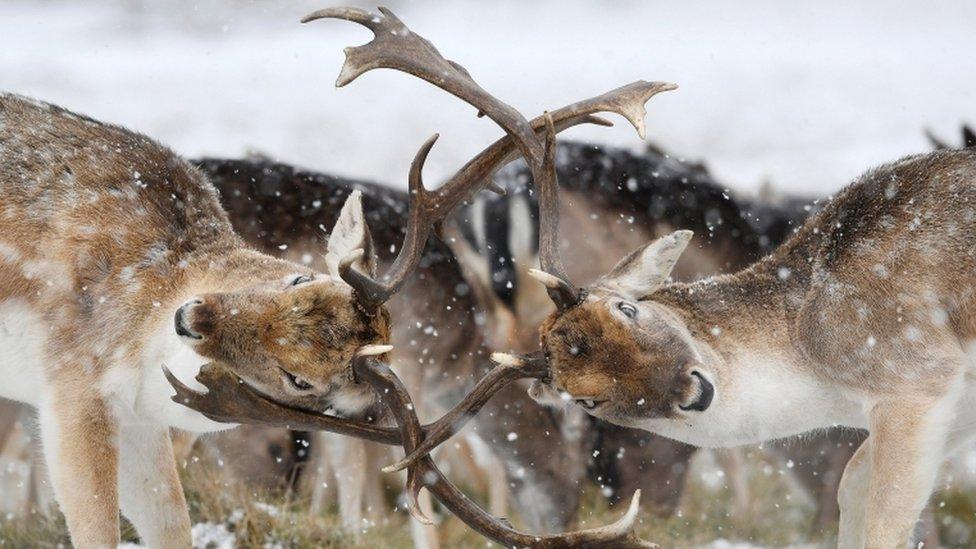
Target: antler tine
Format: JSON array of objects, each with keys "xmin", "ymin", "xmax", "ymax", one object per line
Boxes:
[
  {"xmin": 354, "ymin": 356, "xmax": 657, "ymax": 548},
  {"xmin": 438, "ymin": 80, "xmax": 677, "ymax": 207},
  {"xmin": 165, "ymin": 364, "xmax": 406, "ymax": 442},
  {"xmin": 381, "ymin": 350, "xmax": 549, "ymax": 473},
  {"xmin": 532, "ymin": 114, "xmax": 582, "ymax": 311},
  {"xmin": 527, "ymin": 81, "xmax": 676, "ymax": 312},
  {"xmin": 304, "ymin": 8, "xmax": 676, "ymax": 310},
  {"xmin": 165, "ymin": 354, "xmax": 538, "ymax": 455},
  {"xmin": 304, "ymin": 7, "xmax": 552, "ymax": 307},
  {"xmin": 337, "ymin": 133, "xmax": 440, "ymax": 304}
]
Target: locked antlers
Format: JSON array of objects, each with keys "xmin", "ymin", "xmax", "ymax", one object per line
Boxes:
[
  {"xmin": 354, "ymin": 354, "xmax": 655, "ymax": 548},
  {"xmin": 301, "ymin": 6, "xmax": 675, "ymax": 311},
  {"xmin": 169, "ymin": 6, "xmax": 674, "ymax": 547}
]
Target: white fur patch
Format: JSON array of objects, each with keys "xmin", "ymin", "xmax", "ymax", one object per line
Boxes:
[
  {"xmin": 134, "ymin": 327, "xmax": 237, "ymax": 433},
  {"xmin": 630, "ymin": 353, "xmax": 865, "ymax": 448},
  {"xmin": 0, "ymin": 299, "xmax": 48, "ymax": 404}
]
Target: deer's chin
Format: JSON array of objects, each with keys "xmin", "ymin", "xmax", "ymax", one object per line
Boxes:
[
  {"xmin": 527, "ymin": 380, "xmax": 570, "ymax": 409},
  {"xmin": 324, "ymin": 383, "xmax": 376, "ymax": 417}
]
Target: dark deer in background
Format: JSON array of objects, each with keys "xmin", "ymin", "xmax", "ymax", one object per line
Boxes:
[{"xmin": 926, "ymin": 124, "xmax": 976, "ymax": 150}]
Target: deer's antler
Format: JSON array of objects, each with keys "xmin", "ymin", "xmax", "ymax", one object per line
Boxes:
[
  {"xmin": 353, "ymin": 355, "xmax": 657, "ymax": 548},
  {"xmin": 302, "ymin": 7, "xmax": 675, "ymax": 310},
  {"xmin": 165, "ymin": 355, "xmax": 541, "ymax": 451},
  {"xmin": 166, "ymin": 7, "xmax": 675, "ymax": 546},
  {"xmin": 167, "ymin": 358, "xmax": 656, "ymax": 546}
]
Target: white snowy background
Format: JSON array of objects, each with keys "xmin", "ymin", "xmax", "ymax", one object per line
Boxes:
[
  {"xmin": 1, "ymin": 0, "xmax": 973, "ymax": 197},
  {"xmin": 2, "ymin": 2, "xmax": 976, "ymax": 546}
]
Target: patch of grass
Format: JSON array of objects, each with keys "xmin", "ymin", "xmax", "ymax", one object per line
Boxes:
[{"xmin": 6, "ymin": 450, "xmax": 976, "ymax": 548}]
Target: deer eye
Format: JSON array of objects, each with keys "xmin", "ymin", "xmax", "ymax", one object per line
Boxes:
[
  {"xmin": 282, "ymin": 368, "xmax": 314, "ymax": 391},
  {"xmin": 290, "ymin": 274, "xmax": 313, "ymax": 286},
  {"xmin": 617, "ymin": 302, "xmax": 637, "ymax": 319}
]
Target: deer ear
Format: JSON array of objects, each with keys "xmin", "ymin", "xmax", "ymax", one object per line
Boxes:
[
  {"xmin": 963, "ymin": 125, "xmax": 976, "ymax": 148},
  {"xmin": 597, "ymin": 230, "xmax": 693, "ymax": 298},
  {"xmin": 325, "ymin": 190, "xmax": 378, "ymax": 279}
]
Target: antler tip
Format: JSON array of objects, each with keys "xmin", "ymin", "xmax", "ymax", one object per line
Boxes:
[
  {"xmin": 357, "ymin": 344, "xmax": 394, "ymax": 357},
  {"xmin": 490, "ymin": 352, "xmax": 522, "ymax": 366},
  {"xmin": 527, "ymin": 268, "xmax": 561, "ymax": 289},
  {"xmin": 299, "ymin": 9, "xmax": 326, "ymax": 24},
  {"xmin": 380, "ymin": 463, "xmax": 402, "ymax": 474},
  {"xmin": 627, "ymin": 488, "xmax": 642, "ymax": 518},
  {"xmin": 408, "ymin": 508, "xmax": 435, "ymax": 526},
  {"xmin": 335, "ymin": 56, "xmax": 361, "ymax": 88},
  {"xmin": 673, "ymin": 229, "xmax": 694, "ymax": 244}
]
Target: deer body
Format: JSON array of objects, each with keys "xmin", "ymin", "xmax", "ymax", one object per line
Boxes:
[
  {"xmin": 0, "ymin": 93, "xmax": 389, "ymax": 547},
  {"xmin": 537, "ymin": 148, "xmax": 976, "ymax": 547}
]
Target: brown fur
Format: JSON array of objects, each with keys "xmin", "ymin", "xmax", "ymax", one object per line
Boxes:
[
  {"xmin": 539, "ymin": 149, "xmax": 976, "ymax": 546},
  {"xmin": 0, "ymin": 93, "xmax": 390, "ymax": 546}
]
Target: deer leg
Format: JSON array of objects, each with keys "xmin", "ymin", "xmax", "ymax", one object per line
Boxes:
[
  {"xmin": 837, "ymin": 435, "xmax": 871, "ymax": 549},
  {"xmin": 814, "ymin": 432, "xmax": 862, "ymax": 536},
  {"xmin": 863, "ymin": 391, "xmax": 958, "ymax": 548},
  {"xmin": 362, "ymin": 441, "xmax": 390, "ymax": 522},
  {"xmin": 39, "ymin": 390, "xmax": 120, "ymax": 548},
  {"xmin": 117, "ymin": 425, "xmax": 192, "ymax": 549},
  {"xmin": 0, "ymin": 399, "xmax": 21, "ymax": 453},
  {"xmin": 713, "ymin": 447, "xmax": 750, "ymax": 518},
  {"xmin": 487, "ymin": 453, "xmax": 510, "ymax": 518},
  {"xmin": 324, "ymin": 433, "xmax": 366, "ymax": 532},
  {"xmin": 305, "ymin": 432, "xmax": 336, "ymax": 514}
]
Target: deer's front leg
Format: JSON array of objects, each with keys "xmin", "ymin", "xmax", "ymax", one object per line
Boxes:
[
  {"xmin": 39, "ymin": 389, "xmax": 120, "ymax": 548},
  {"xmin": 117, "ymin": 425, "xmax": 192, "ymax": 548},
  {"xmin": 863, "ymin": 393, "xmax": 956, "ymax": 548}
]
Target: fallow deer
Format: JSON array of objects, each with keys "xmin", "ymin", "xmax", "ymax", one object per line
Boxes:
[
  {"xmin": 0, "ymin": 87, "xmax": 399, "ymax": 546},
  {"xmin": 451, "ymin": 138, "xmax": 876, "ymax": 533},
  {"xmin": 514, "ymin": 143, "xmax": 976, "ymax": 547},
  {"xmin": 450, "ymin": 139, "xmax": 784, "ymax": 518}
]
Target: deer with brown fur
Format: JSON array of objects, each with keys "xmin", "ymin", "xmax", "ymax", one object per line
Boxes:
[
  {"xmin": 0, "ymin": 90, "xmax": 393, "ymax": 546},
  {"xmin": 520, "ymin": 145, "xmax": 976, "ymax": 547}
]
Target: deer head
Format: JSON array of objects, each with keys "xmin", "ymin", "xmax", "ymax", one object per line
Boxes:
[
  {"xmin": 173, "ymin": 190, "xmax": 391, "ymax": 416},
  {"xmin": 531, "ymin": 230, "xmax": 718, "ymax": 422}
]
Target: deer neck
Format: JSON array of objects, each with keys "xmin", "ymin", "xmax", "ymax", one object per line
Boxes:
[{"xmin": 645, "ymin": 259, "xmax": 866, "ymax": 446}]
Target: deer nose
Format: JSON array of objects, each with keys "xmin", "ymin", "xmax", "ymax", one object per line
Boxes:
[
  {"xmin": 679, "ymin": 370, "xmax": 714, "ymax": 412},
  {"xmin": 174, "ymin": 299, "xmax": 204, "ymax": 341}
]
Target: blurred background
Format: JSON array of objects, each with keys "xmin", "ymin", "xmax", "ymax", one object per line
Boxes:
[
  {"xmin": 1, "ymin": 0, "xmax": 973, "ymax": 195},
  {"xmin": 2, "ymin": 1, "xmax": 975, "ymax": 547}
]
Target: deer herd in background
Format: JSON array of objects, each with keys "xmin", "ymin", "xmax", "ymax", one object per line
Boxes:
[{"xmin": 1, "ymin": 5, "xmax": 975, "ymax": 549}]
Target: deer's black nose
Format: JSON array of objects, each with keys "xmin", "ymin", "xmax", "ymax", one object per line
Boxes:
[
  {"xmin": 174, "ymin": 300, "xmax": 203, "ymax": 340},
  {"xmin": 679, "ymin": 371, "xmax": 713, "ymax": 412}
]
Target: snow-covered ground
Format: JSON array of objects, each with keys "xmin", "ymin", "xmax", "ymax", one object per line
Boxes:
[{"xmin": 1, "ymin": 0, "xmax": 973, "ymax": 196}]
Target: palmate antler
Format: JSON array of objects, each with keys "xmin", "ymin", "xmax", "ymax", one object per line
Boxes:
[
  {"xmin": 163, "ymin": 350, "xmax": 546, "ymax": 449},
  {"xmin": 301, "ymin": 6, "xmax": 675, "ymax": 311},
  {"xmin": 168, "ymin": 357, "xmax": 654, "ymax": 547},
  {"xmin": 353, "ymin": 355, "xmax": 656, "ymax": 548}
]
